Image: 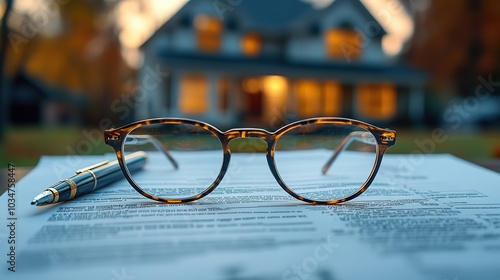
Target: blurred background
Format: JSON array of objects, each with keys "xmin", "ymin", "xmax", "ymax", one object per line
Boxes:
[{"xmin": 0, "ymin": 0, "xmax": 499, "ymax": 167}]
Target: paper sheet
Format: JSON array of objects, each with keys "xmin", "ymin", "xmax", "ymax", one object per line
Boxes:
[{"xmin": 1, "ymin": 152, "xmax": 500, "ymax": 280}]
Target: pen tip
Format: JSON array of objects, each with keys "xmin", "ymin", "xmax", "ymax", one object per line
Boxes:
[{"xmin": 31, "ymin": 200, "xmax": 37, "ymax": 205}]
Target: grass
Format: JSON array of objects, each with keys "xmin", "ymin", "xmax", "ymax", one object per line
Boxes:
[
  {"xmin": 1, "ymin": 126, "xmax": 499, "ymax": 167},
  {"xmin": 386, "ymin": 129, "xmax": 500, "ymax": 159},
  {"xmin": 1, "ymin": 126, "xmax": 112, "ymax": 167}
]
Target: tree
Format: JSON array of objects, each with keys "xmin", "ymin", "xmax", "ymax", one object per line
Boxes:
[
  {"xmin": 407, "ymin": 0, "xmax": 500, "ymax": 96},
  {"xmin": 0, "ymin": 0, "xmax": 14, "ymax": 141}
]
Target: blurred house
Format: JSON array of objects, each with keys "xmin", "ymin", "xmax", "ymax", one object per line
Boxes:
[
  {"xmin": 9, "ymin": 70, "xmax": 88, "ymax": 125},
  {"xmin": 137, "ymin": 0, "xmax": 426, "ymax": 128}
]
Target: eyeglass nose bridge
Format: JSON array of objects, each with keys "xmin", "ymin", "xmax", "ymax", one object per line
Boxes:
[
  {"xmin": 223, "ymin": 128, "xmax": 275, "ymax": 157},
  {"xmin": 221, "ymin": 128, "xmax": 277, "ymax": 188},
  {"xmin": 224, "ymin": 128, "xmax": 273, "ymax": 142}
]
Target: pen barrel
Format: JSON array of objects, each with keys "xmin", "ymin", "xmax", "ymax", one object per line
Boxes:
[
  {"xmin": 91, "ymin": 154, "xmax": 146, "ymax": 191},
  {"xmin": 65, "ymin": 152, "xmax": 147, "ymax": 201}
]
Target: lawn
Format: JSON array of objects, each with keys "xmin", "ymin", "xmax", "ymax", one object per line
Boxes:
[
  {"xmin": 1, "ymin": 126, "xmax": 112, "ymax": 167},
  {"xmin": 386, "ymin": 129, "xmax": 500, "ymax": 159},
  {"xmin": 1, "ymin": 126, "xmax": 499, "ymax": 167}
]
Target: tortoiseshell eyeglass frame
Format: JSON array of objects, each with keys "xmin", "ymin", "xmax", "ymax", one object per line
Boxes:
[{"xmin": 104, "ymin": 117, "xmax": 396, "ymax": 205}]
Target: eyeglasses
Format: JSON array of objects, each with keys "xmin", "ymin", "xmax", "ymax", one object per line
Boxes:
[{"xmin": 104, "ymin": 117, "xmax": 396, "ymax": 205}]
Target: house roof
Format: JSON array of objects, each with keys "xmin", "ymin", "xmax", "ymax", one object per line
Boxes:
[
  {"xmin": 235, "ymin": 0, "xmax": 316, "ymax": 34},
  {"xmin": 321, "ymin": 0, "xmax": 386, "ymax": 36},
  {"xmin": 141, "ymin": 0, "xmax": 385, "ymax": 48},
  {"xmin": 10, "ymin": 70, "xmax": 89, "ymax": 107}
]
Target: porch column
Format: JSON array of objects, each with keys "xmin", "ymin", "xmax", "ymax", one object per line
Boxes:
[
  {"xmin": 288, "ymin": 78, "xmax": 297, "ymax": 118},
  {"xmin": 207, "ymin": 73, "xmax": 219, "ymax": 119},
  {"xmin": 352, "ymin": 84, "xmax": 360, "ymax": 120},
  {"xmin": 409, "ymin": 87, "xmax": 424, "ymax": 124},
  {"xmin": 227, "ymin": 78, "xmax": 238, "ymax": 116},
  {"xmin": 169, "ymin": 71, "xmax": 181, "ymax": 116}
]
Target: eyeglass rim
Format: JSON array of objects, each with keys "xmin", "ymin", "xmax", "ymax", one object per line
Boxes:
[{"xmin": 104, "ymin": 117, "xmax": 396, "ymax": 204}]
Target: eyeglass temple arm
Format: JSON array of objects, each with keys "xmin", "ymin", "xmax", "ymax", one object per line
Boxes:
[
  {"xmin": 321, "ymin": 131, "xmax": 374, "ymax": 175},
  {"xmin": 127, "ymin": 135, "xmax": 179, "ymax": 169}
]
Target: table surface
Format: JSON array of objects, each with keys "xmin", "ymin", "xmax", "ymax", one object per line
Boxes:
[{"xmin": 1, "ymin": 160, "xmax": 499, "ymax": 196}]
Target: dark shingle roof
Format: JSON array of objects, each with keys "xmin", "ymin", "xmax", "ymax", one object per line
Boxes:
[
  {"xmin": 11, "ymin": 70, "xmax": 89, "ymax": 107},
  {"xmin": 236, "ymin": 0, "xmax": 316, "ymax": 34},
  {"xmin": 141, "ymin": 0, "xmax": 386, "ymax": 46}
]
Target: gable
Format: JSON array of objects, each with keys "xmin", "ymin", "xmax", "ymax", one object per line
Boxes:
[
  {"xmin": 291, "ymin": 0, "xmax": 387, "ymax": 37},
  {"xmin": 140, "ymin": 0, "xmax": 216, "ymax": 49}
]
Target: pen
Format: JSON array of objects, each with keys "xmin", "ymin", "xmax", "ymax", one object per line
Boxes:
[{"xmin": 31, "ymin": 151, "xmax": 147, "ymax": 206}]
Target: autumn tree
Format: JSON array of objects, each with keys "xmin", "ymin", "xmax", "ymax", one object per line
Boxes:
[{"xmin": 407, "ymin": 0, "xmax": 500, "ymax": 97}]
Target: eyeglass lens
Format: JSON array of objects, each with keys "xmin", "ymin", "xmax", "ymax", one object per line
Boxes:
[
  {"xmin": 122, "ymin": 123, "xmax": 224, "ymax": 200},
  {"xmin": 274, "ymin": 123, "xmax": 378, "ymax": 202}
]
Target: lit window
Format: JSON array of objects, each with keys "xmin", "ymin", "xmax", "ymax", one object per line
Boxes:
[
  {"xmin": 323, "ymin": 81, "xmax": 342, "ymax": 115},
  {"xmin": 325, "ymin": 29, "xmax": 362, "ymax": 61},
  {"xmin": 241, "ymin": 33, "xmax": 261, "ymax": 57},
  {"xmin": 263, "ymin": 76, "xmax": 287, "ymax": 96},
  {"xmin": 295, "ymin": 80, "xmax": 321, "ymax": 117},
  {"xmin": 194, "ymin": 15, "xmax": 223, "ymax": 53},
  {"xmin": 179, "ymin": 74, "xmax": 209, "ymax": 114},
  {"xmin": 295, "ymin": 80, "xmax": 342, "ymax": 117},
  {"xmin": 357, "ymin": 84, "xmax": 396, "ymax": 120},
  {"xmin": 262, "ymin": 76, "xmax": 288, "ymax": 120}
]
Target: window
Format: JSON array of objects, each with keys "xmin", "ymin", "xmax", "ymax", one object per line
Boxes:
[
  {"xmin": 194, "ymin": 15, "xmax": 223, "ymax": 53},
  {"xmin": 241, "ymin": 33, "xmax": 261, "ymax": 57},
  {"xmin": 179, "ymin": 74, "xmax": 209, "ymax": 114},
  {"xmin": 323, "ymin": 81, "xmax": 342, "ymax": 115},
  {"xmin": 295, "ymin": 80, "xmax": 342, "ymax": 117},
  {"xmin": 295, "ymin": 80, "xmax": 321, "ymax": 117},
  {"xmin": 357, "ymin": 84, "xmax": 397, "ymax": 120},
  {"xmin": 325, "ymin": 29, "xmax": 362, "ymax": 61},
  {"xmin": 262, "ymin": 76, "xmax": 288, "ymax": 121}
]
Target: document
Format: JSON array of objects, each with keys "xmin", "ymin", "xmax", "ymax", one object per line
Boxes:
[{"xmin": 1, "ymin": 151, "xmax": 500, "ymax": 280}]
